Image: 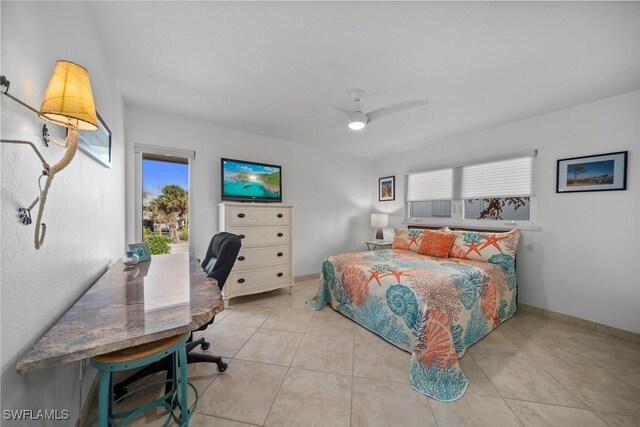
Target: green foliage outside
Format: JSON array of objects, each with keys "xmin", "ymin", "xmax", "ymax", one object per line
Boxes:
[
  {"xmin": 467, "ymin": 197, "xmax": 528, "ymax": 220},
  {"xmin": 179, "ymin": 226, "xmax": 189, "ymax": 241},
  {"xmin": 150, "ymin": 185, "xmax": 188, "ymax": 218},
  {"xmin": 145, "ymin": 184, "xmax": 189, "ymax": 243},
  {"xmin": 143, "ymin": 226, "xmax": 172, "ymax": 255}
]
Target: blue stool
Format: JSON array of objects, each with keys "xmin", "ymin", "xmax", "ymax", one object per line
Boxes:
[{"xmin": 90, "ymin": 333, "xmax": 197, "ymax": 426}]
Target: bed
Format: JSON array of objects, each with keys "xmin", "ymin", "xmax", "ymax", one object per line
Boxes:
[{"xmin": 307, "ymin": 227, "xmax": 519, "ymax": 402}]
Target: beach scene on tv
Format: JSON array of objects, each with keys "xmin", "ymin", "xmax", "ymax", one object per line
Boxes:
[
  {"xmin": 223, "ymin": 160, "xmax": 281, "ymax": 199},
  {"xmin": 566, "ymin": 159, "xmax": 614, "ymax": 187}
]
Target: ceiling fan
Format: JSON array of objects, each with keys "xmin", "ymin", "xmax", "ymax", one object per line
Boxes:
[{"xmin": 339, "ymin": 90, "xmax": 429, "ymax": 130}]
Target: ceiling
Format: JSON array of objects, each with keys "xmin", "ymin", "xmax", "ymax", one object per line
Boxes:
[{"xmin": 86, "ymin": 2, "xmax": 640, "ymax": 159}]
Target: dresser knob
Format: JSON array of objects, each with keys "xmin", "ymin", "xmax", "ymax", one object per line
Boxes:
[
  {"xmin": 277, "ymin": 233, "xmax": 283, "ymax": 237},
  {"xmin": 238, "ymin": 234, "xmax": 245, "ymax": 239},
  {"xmin": 237, "ymin": 213, "xmax": 245, "ymax": 218},
  {"xmin": 277, "ymin": 272, "xmax": 283, "ymax": 277},
  {"xmin": 238, "ymin": 256, "xmax": 245, "ymax": 261},
  {"xmin": 277, "ymin": 252, "xmax": 283, "ymax": 257},
  {"xmin": 277, "ymin": 213, "xmax": 283, "ymax": 218},
  {"xmin": 238, "ymin": 278, "xmax": 245, "ymax": 284}
]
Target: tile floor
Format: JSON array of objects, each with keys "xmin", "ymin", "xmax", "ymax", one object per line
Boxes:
[{"xmin": 92, "ymin": 278, "xmax": 640, "ymax": 426}]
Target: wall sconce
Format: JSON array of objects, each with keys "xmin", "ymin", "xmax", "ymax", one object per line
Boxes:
[{"xmin": 1, "ymin": 60, "xmax": 98, "ymax": 249}]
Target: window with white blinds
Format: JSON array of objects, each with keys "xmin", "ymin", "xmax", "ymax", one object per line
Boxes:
[
  {"xmin": 407, "ymin": 169, "xmax": 453, "ymax": 201},
  {"xmin": 405, "ymin": 152, "xmax": 536, "ymax": 222},
  {"xmin": 406, "ymin": 169, "xmax": 453, "ymax": 218},
  {"xmin": 461, "ymin": 156, "xmax": 533, "ymax": 199}
]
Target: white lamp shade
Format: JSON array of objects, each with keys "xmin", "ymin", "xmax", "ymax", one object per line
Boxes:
[{"xmin": 370, "ymin": 213, "xmax": 389, "ymax": 228}]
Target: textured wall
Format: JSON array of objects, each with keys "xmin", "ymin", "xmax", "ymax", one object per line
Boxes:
[{"xmin": 1, "ymin": 3, "xmax": 126, "ymax": 424}]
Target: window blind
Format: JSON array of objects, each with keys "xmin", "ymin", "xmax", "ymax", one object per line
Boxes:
[
  {"xmin": 461, "ymin": 156, "xmax": 533, "ymax": 199},
  {"xmin": 407, "ymin": 169, "xmax": 453, "ymax": 201}
]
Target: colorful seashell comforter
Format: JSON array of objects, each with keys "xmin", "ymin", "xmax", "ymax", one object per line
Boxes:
[{"xmin": 307, "ymin": 248, "xmax": 517, "ymax": 401}]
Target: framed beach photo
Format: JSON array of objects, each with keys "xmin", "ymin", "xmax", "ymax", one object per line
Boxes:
[
  {"xmin": 556, "ymin": 151, "xmax": 627, "ymax": 193},
  {"xmin": 128, "ymin": 242, "xmax": 151, "ymax": 262},
  {"xmin": 379, "ymin": 176, "xmax": 395, "ymax": 201},
  {"xmin": 78, "ymin": 112, "xmax": 112, "ymax": 168}
]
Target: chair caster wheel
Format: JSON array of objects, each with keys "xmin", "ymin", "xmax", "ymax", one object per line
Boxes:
[
  {"xmin": 201, "ymin": 341, "xmax": 210, "ymax": 351},
  {"xmin": 217, "ymin": 362, "xmax": 228, "ymax": 373}
]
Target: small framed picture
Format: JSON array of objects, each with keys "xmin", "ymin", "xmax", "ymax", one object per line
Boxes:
[
  {"xmin": 77, "ymin": 112, "xmax": 112, "ymax": 168},
  {"xmin": 128, "ymin": 242, "xmax": 151, "ymax": 262},
  {"xmin": 379, "ymin": 176, "xmax": 395, "ymax": 201},
  {"xmin": 556, "ymin": 151, "xmax": 628, "ymax": 193}
]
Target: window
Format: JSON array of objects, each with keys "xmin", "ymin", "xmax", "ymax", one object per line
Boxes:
[
  {"xmin": 405, "ymin": 152, "xmax": 535, "ymax": 224},
  {"xmin": 134, "ymin": 144, "xmax": 196, "ymax": 254},
  {"xmin": 406, "ymin": 169, "xmax": 453, "ymax": 218},
  {"xmin": 409, "ymin": 200, "xmax": 452, "ymax": 218},
  {"xmin": 142, "ymin": 156, "xmax": 190, "ymax": 254},
  {"xmin": 464, "ymin": 197, "xmax": 530, "ymax": 220},
  {"xmin": 461, "ymin": 156, "xmax": 533, "ymax": 221}
]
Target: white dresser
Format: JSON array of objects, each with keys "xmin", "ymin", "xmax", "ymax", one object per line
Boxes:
[{"xmin": 218, "ymin": 202, "xmax": 294, "ymax": 306}]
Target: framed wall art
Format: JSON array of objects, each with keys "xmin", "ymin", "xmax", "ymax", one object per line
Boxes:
[
  {"xmin": 379, "ymin": 176, "xmax": 395, "ymax": 201},
  {"xmin": 556, "ymin": 151, "xmax": 627, "ymax": 193},
  {"xmin": 128, "ymin": 242, "xmax": 151, "ymax": 262},
  {"xmin": 78, "ymin": 111, "xmax": 112, "ymax": 168}
]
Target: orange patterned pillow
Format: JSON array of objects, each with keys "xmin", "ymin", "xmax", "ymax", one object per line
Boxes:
[
  {"xmin": 391, "ymin": 229, "xmax": 424, "ymax": 252},
  {"xmin": 448, "ymin": 229, "xmax": 520, "ymax": 262},
  {"xmin": 417, "ymin": 230, "xmax": 456, "ymax": 258}
]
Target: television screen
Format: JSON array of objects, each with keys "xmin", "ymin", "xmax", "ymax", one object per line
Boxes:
[{"xmin": 221, "ymin": 158, "xmax": 282, "ymax": 202}]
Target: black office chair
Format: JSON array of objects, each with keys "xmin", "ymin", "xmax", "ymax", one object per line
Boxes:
[
  {"xmin": 185, "ymin": 232, "xmax": 242, "ymax": 369},
  {"xmin": 113, "ymin": 232, "xmax": 241, "ymax": 399}
]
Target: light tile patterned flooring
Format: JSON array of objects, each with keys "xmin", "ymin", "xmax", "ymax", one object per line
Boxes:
[{"xmin": 96, "ymin": 279, "xmax": 640, "ymax": 426}]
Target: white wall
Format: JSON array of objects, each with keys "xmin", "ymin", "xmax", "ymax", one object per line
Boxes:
[
  {"xmin": 1, "ymin": 2, "xmax": 126, "ymax": 424},
  {"xmin": 371, "ymin": 90, "xmax": 640, "ymax": 333},
  {"xmin": 124, "ymin": 107, "xmax": 372, "ymax": 277}
]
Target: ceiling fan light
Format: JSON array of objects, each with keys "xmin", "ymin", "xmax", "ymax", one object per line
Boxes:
[{"xmin": 348, "ymin": 111, "xmax": 368, "ymax": 130}]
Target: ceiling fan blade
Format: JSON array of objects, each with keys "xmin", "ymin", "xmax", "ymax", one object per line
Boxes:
[
  {"xmin": 367, "ymin": 100, "xmax": 429, "ymax": 122},
  {"xmin": 309, "ymin": 93, "xmax": 353, "ymax": 116}
]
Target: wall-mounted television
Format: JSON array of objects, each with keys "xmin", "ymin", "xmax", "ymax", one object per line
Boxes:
[{"xmin": 221, "ymin": 158, "xmax": 282, "ymax": 202}]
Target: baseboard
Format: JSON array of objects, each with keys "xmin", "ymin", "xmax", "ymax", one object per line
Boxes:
[
  {"xmin": 517, "ymin": 303, "xmax": 639, "ymax": 343},
  {"xmin": 294, "ymin": 273, "xmax": 320, "ymax": 282}
]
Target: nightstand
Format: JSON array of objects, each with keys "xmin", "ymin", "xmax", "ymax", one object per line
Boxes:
[{"xmin": 365, "ymin": 240, "xmax": 393, "ymax": 250}]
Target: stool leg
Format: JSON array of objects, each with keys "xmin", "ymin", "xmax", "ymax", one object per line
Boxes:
[
  {"xmin": 108, "ymin": 372, "xmax": 114, "ymax": 422},
  {"xmin": 165, "ymin": 359, "xmax": 175, "ymax": 401},
  {"xmin": 97, "ymin": 369, "xmax": 111, "ymax": 427},
  {"xmin": 177, "ymin": 345, "xmax": 189, "ymax": 425}
]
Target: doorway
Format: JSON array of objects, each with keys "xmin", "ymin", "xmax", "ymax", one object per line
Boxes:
[{"xmin": 134, "ymin": 144, "xmax": 195, "ymax": 255}]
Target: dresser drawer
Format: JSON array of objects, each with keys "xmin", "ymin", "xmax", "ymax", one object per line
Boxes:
[
  {"xmin": 234, "ymin": 245, "xmax": 290, "ymax": 270},
  {"xmin": 229, "ymin": 226, "xmax": 289, "ymax": 248},
  {"xmin": 227, "ymin": 265, "xmax": 291, "ymax": 296},
  {"xmin": 228, "ymin": 206, "xmax": 291, "ymax": 226}
]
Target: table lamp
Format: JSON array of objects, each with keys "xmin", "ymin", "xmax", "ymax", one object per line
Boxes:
[{"xmin": 370, "ymin": 213, "xmax": 388, "ymax": 240}]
